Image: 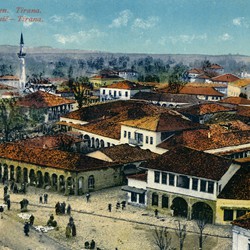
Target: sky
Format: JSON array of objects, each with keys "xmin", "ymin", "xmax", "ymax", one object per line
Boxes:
[{"xmin": 0, "ymin": 0, "xmax": 250, "ymax": 55}]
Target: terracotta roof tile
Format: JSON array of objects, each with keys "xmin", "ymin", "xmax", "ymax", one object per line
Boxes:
[
  {"xmin": 104, "ymin": 80, "xmax": 148, "ymax": 90},
  {"xmin": 0, "ymin": 75, "xmax": 19, "ymax": 80},
  {"xmin": 17, "ymin": 91, "xmax": 75, "ymax": 108},
  {"xmin": 232, "ymin": 212, "xmax": 250, "ymax": 230},
  {"xmin": 220, "ymin": 97, "xmax": 250, "ymax": 105},
  {"xmin": 230, "ymin": 78, "xmax": 250, "ymax": 87},
  {"xmin": 158, "ymin": 122, "xmax": 250, "ymax": 151},
  {"xmin": 99, "ymin": 144, "xmax": 158, "ymax": 163},
  {"xmin": 178, "ymin": 86, "xmax": 224, "ymax": 96},
  {"xmin": 0, "ymin": 143, "xmax": 112, "ymax": 172},
  {"xmin": 179, "ymin": 103, "xmax": 236, "ymax": 115},
  {"xmin": 218, "ymin": 167, "xmax": 250, "ymax": 200},
  {"xmin": 212, "ymin": 74, "xmax": 240, "ymax": 83},
  {"xmin": 141, "ymin": 146, "xmax": 232, "ymax": 180}
]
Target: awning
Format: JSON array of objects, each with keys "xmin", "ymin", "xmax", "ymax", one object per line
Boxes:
[{"xmin": 121, "ymin": 186, "xmax": 146, "ymax": 194}]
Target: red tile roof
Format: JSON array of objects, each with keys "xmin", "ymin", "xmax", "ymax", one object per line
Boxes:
[
  {"xmin": 17, "ymin": 91, "xmax": 75, "ymax": 108},
  {"xmin": 232, "ymin": 212, "xmax": 250, "ymax": 230},
  {"xmin": 218, "ymin": 167, "xmax": 250, "ymax": 200},
  {"xmin": 141, "ymin": 146, "xmax": 233, "ymax": 180},
  {"xmin": 212, "ymin": 74, "xmax": 240, "ymax": 83},
  {"xmin": 209, "ymin": 64, "xmax": 223, "ymax": 70},
  {"xmin": 179, "ymin": 103, "xmax": 235, "ymax": 115},
  {"xmin": 16, "ymin": 134, "xmax": 82, "ymax": 149},
  {"xmin": 104, "ymin": 80, "xmax": 148, "ymax": 90},
  {"xmin": 62, "ymin": 100, "xmax": 203, "ymax": 139},
  {"xmin": 99, "ymin": 144, "xmax": 158, "ymax": 163},
  {"xmin": 188, "ymin": 68, "xmax": 204, "ymax": 74},
  {"xmin": 0, "ymin": 143, "xmax": 112, "ymax": 172},
  {"xmin": 178, "ymin": 86, "xmax": 224, "ymax": 96},
  {"xmin": 220, "ymin": 97, "xmax": 250, "ymax": 105},
  {"xmin": 0, "ymin": 84, "xmax": 16, "ymax": 90},
  {"xmin": 237, "ymin": 106, "xmax": 250, "ymax": 117},
  {"xmin": 158, "ymin": 123, "xmax": 250, "ymax": 151}
]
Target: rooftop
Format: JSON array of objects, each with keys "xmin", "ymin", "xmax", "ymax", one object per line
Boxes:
[
  {"xmin": 211, "ymin": 74, "xmax": 240, "ymax": 83},
  {"xmin": 103, "ymin": 80, "xmax": 148, "ymax": 90},
  {"xmin": 99, "ymin": 144, "xmax": 158, "ymax": 163},
  {"xmin": 219, "ymin": 97, "xmax": 250, "ymax": 105},
  {"xmin": 229, "ymin": 78, "xmax": 250, "ymax": 88},
  {"xmin": 179, "ymin": 103, "xmax": 235, "ymax": 116},
  {"xmin": 232, "ymin": 212, "xmax": 250, "ymax": 230},
  {"xmin": 141, "ymin": 146, "xmax": 233, "ymax": 180},
  {"xmin": 17, "ymin": 90, "xmax": 75, "ymax": 108},
  {"xmin": 0, "ymin": 143, "xmax": 112, "ymax": 172},
  {"xmin": 218, "ymin": 167, "xmax": 250, "ymax": 200},
  {"xmin": 127, "ymin": 173, "xmax": 147, "ymax": 182},
  {"xmin": 0, "ymin": 75, "xmax": 19, "ymax": 81},
  {"xmin": 158, "ymin": 122, "xmax": 250, "ymax": 151},
  {"xmin": 178, "ymin": 86, "xmax": 224, "ymax": 96}
]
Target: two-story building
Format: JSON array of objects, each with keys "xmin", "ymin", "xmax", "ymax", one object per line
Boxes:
[
  {"xmin": 100, "ymin": 81, "xmax": 151, "ymax": 101},
  {"xmin": 125, "ymin": 146, "xmax": 240, "ymax": 224},
  {"xmin": 17, "ymin": 90, "xmax": 76, "ymax": 123},
  {"xmin": 227, "ymin": 79, "xmax": 250, "ymax": 99}
]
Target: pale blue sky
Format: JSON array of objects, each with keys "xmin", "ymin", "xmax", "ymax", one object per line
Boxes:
[{"xmin": 0, "ymin": 0, "xmax": 250, "ymax": 55}]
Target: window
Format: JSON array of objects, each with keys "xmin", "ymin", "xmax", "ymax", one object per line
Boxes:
[
  {"xmin": 88, "ymin": 175, "xmax": 95, "ymax": 189},
  {"xmin": 236, "ymin": 210, "xmax": 246, "ymax": 218},
  {"xmin": 102, "ymin": 89, "xmax": 105, "ymax": 94},
  {"xmin": 150, "ymin": 137, "xmax": 153, "ymax": 145},
  {"xmin": 139, "ymin": 194, "xmax": 145, "ymax": 204},
  {"xmin": 154, "ymin": 171, "xmax": 160, "ymax": 183},
  {"xmin": 200, "ymin": 180, "xmax": 206, "ymax": 192},
  {"xmin": 162, "ymin": 173, "xmax": 167, "ymax": 184},
  {"xmin": 146, "ymin": 136, "xmax": 149, "ymax": 144},
  {"xmin": 135, "ymin": 132, "xmax": 143, "ymax": 144},
  {"xmin": 224, "ymin": 209, "xmax": 234, "ymax": 221},
  {"xmin": 169, "ymin": 174, "xmax": 175, "ymax": 186},
  {"xmin": 207, "ymin": 181, "xmax": 214, "ymax": 194},
  {"xmin": 107, "ymin": 142, "xmax": 110, "ymax": 147},
  {"xmin": 177, "ymin": 175, "xmax": 190, "ymax": 189},
  {"xmin": 192, "ymin": 178, "xmax": 198, "ymax": 190},
  {"xmin": 152, "ymin": 193, "xmax": 158, "ymax": 206},
  {"xmin": 125, "ymin": 91, "xmax": 128, "ymax": 97},
  {"xmin": 124, "ymin": 130, "xmax": 127, "ymax": 138},
  {"xmin": 119, "ymin": 91, "xmax": 122, "ymax": 96},
  {"xmin": 109, "ymin": 90, "xmax": 111, "ymax": 95},
  {"xmin": 114, "ymin": 91, "xmax": 117, "ymax": 97},
  {"xmin": 162, "ymin": 195, "xmax": 169, "ymax": 208},
  {"xmin": 128, "ymin": 132, "xmax": 131, "ymax": 139},
  {"xmin": 131, "ymin": 192, "xmax": 137, "ymax": 202}
]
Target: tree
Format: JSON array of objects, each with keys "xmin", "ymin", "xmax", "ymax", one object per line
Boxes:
[
  {"xmin": 168, "ymin": 64, "xmax": 188, "ymax": 93},
  {"xmin": 194, "ymin": 211, "xmax": 209, "ymax": 250},
  {"xmin": 174, "ymin": 220, "xmax": 187, "ymax": 250},
  {"xmin": 68, "ymin": 76, "xmax": 93, "ymax": 109},
  {"xmin": 153, "ymin": 227, "xmax": 175, "ymax": 250},
  {"xmin": 0, "ymin": 99, "xmax": 28, "ymax": 142}
]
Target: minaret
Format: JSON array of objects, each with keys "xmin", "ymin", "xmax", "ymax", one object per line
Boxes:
[{"xmin": 17, "ymin": 33, "xmax": 26, "ymax": 92}]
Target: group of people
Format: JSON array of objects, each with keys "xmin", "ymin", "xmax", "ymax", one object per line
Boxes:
[
  {"xmin": 23, "ymin": 214, "xmax": 35, "ymax": 236},
  {"xmin": 55, "ymin": 201, "xmax": 72, "ymax": 215},
  {"xmin": 39, "ymin": 193, "xmax": 48, "ymax": 204},
  {"xmin": 108, "ymin": 201, "xmax": 126, "ymax": 212}
]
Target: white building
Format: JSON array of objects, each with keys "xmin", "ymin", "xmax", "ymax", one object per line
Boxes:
[
  {"xmin": 228, "ymin": 79, "xmax": 250, "ymax": 99},
  {"xmin": 100, "ymin": 81, "xmax": 150, "ymax": 101},
  {"xmin": 232, "ymin": 213, "xmax": 250, "ymax": 250},
  {"xmin": 124, "ymin": 146, "xmax": 240, "ymax": 223}
]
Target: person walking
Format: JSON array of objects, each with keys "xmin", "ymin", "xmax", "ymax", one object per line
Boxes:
[
  {"xmin": 39, "ymin": 195, "xmax": 43, "ymax": 204},
  {"xmin": 24, "ymin": 222, "xmax": 30, "ymax": 236},
  {"xmin": 108, "ymin": 203, "xmax": 112, "ymax": 212},
  {"xmin": 7, "ymin": 199, "xmax": 11, "ymax": 210},
  {"xmin": 72, "ymin": 223, "xmax": 76, "ymax": 237},
  {"xmin": 154, "ymin": 209, "xmax": 159, "ymax": 217},
  {"xmin": 0, "ymin": 206, "xmax": 4, "ymax": 219},
  {"xmin": 29, "ymin": 214, "xmax": 35, "ymax": 226},
  {"xmin": 65, "ymin": 223, "xmax": 71, "ymax": 238},
  {"xmin": 86, "ymin": 193, "xmax": 90, "ymax": 202},
  {"xmin": 67, "ymin": 204, "xmax": 71, "ymax": 216}
]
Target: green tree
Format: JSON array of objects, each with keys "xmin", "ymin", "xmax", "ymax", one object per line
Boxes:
[
  {"xmin": 0, "ymin": 99, "xmax": 28, "ymax": 141},
  {"xmin": 168, "ymin": 64, "xmax": 188, "ymax": 93},
  {"xmin": 68, "ymin": 76, "xmax": 93, "ymax": 109}
]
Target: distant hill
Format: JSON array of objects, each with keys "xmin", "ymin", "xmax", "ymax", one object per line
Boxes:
[{"xmin": 1, "ymin": 45, "xmax": 250, "ymax": 79}]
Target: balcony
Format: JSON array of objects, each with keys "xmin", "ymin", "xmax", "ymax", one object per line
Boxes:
[{"xmin": 129, "ymin": 138, "xmax": 143, "ymax": 146}]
